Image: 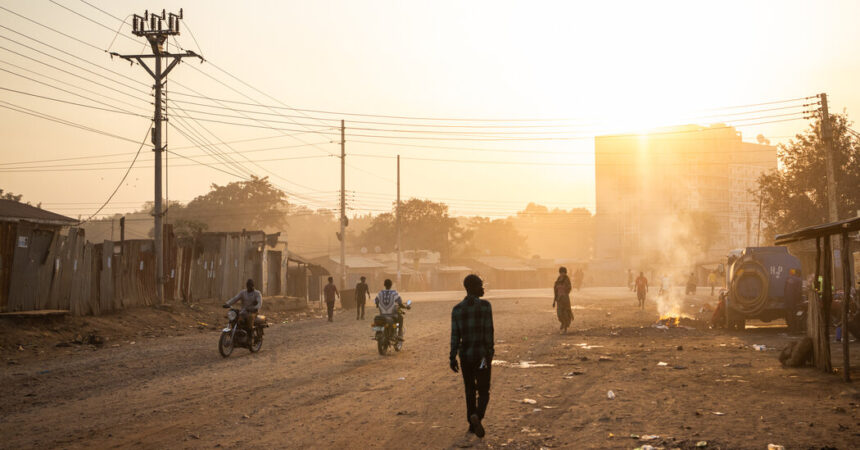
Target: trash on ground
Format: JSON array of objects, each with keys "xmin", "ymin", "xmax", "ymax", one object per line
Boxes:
[
  {"xmin": 521, "ymin": 398, "xmax": 537, "ymax": 404},
  {"xmin": 607, "ymin": 390, "xmax": 616, "ymax": 400},
  {"xmin": 640, "ymin": 434, "xmax": 660, "ymax": 441},
  {"xmin": 657, "ymin": 361, "xmax": 668, "ymax": 366},
  {"xmin": 493, "ymin": 360, "xmax": 555, "ymax": 368},
  {"xmin": 767, "ymin": 445, "xmax": 785, "ymax": 450},
  {"xmin": 712, "ymin": 411, "xmax": 726, "ymax": 416},
  {"xmin": 696, "ymin": 442, "xmax": 708, "ymax": 448},
  {"xmin": 752, "ymin": 344, "xmax": 768, "ymax": 351}
]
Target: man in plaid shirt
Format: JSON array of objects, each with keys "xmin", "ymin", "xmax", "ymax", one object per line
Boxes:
[{"xmin": 449, "ymin": 274, "xmax": 494, "ymax": 438}]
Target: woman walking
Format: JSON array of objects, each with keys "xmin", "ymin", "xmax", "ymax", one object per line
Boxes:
[{"xmin": 553, "ymin": 267, "xmax": 574, "ymax": 333}]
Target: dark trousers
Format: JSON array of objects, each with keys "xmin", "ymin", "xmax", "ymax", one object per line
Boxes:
[
  {"xmin": 356, "ymin": 301, "xmax": 365, "ymax": 319},
  {"xmin": 460, "ymin": 359, "xmax": 491, "ymax": 426},
  {"xmin": 326, "ymin": 301, "xmax": 334, "ymax": 321}
]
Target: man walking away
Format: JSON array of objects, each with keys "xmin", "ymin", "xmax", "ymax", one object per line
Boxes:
[
  {"xmin": 450, "ymin": 274, "xmax": 494, "ymax": 439},
  {"xmin": 323, "ymin": 277, "xmax": 339, "ymax": 322},
  {"xmin": 635, "ymin": 272, "xmax": 649, "ymax": 309},
  {"xmin": 355, "ymin": 276, "xmax": 370, "ymax": 320}
]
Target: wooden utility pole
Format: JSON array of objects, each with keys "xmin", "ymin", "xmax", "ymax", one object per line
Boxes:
[
  {"xmin": 820, "ymin": 93, "xmax": 839, "ymax": 224},
  {"xmin": 396, "ymin": 155, "xmax": 401, "ymax": 288},
  {"xmin": 819, "ymin": 93, "xmax": 843, "ymax": 287},
  {"xmin": 340, "ymin": 120, "xmax": 347, "ymax": 290},
  {"xmin": 840, "ymin": 231, "xmax": 851, "ymax": 382},
  {"xmin": 112, "ymin": 10, "xmax": 202, "ymax": 304}
]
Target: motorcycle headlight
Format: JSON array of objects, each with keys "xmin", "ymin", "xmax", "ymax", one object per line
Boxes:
[{"xmin": 227, "ymin": 310, "xmax": 238, "ymax": 321}]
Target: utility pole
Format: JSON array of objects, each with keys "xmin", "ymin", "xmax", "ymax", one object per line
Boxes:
[
  {"xmin": 396, "ymin": 155, "xmax": 401, "ymax": 288},
  {"xmin": 819, "ymin": 93, "xmax": 842, "ymax": 286},
  {"xmin": 112, "ymin": 10, "xmax": 202, "ymax": 304},
  {"xmin": 340, "ymin": 120, "xmax": 347, "ymax": 290},
  {"xmin": 820, "ymin": 93, "xmax": 839, "ymax": 223}
]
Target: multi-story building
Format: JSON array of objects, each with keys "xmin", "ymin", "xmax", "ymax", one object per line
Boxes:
[{"xmin": 593, "ymin": 124, "xmax": 776, "ymax": 273}]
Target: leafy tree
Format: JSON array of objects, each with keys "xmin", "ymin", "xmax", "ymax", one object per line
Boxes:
[
  {"xmin": 462, "ymin": 217, "xmax": 527, "ymax": 257},
  {"xmin": 755, "ymin": 112, "xmax": 860, "ymax": 237},
  {"xmin": 170, "ymin": 176, "xmax": 289, "ymax": 234},
  {"xmin": 357, "ymin": 198, "xmax": 466, "ymax": 260},
  {"xmin": 0, "ymin": 189, "xmax": 40, "ymax": 207},
  {"xmin": 0, "ymin": 189, "xmax": 23, "ymax": 202}
]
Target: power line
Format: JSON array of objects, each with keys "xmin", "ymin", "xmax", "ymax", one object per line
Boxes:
[
  {"xmin": 167, "ymin": 90, "xmax": 813, "ymax": 123},
  {"xmin": 78, "ymin": 126, "xmax": 150, "ymax": 224},
  {"xmin": 0, "ymin": 140, "xmax": 332, "ymax": 167},
  {"xmin": 0, "ymin": 64, "xmax": 148, "ymax": 114},
  {"xmin": 0, "ymin": 99, "xmax": 141, "ymax": 143},
  {"xmin": 0, "ymin": 31, "xmax": 148, "ymax": 94},
  {"xmin": 0, "ymin": 86, "xmax": 148, "ymax": 117},
  {"xmin": 0, "ymin": 44, "xmax": 146, "ymax": 103}
]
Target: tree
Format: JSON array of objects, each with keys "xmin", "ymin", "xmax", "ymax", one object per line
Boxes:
[
  {"xmin": 170, "ymin": 176, "xmax": 289, "ymax": 234},
  {"xmin": 462, "ymin": 217, "xmax": 527, "ymax": 257},
  {"xmin": 755, "ymin": 112, "xmax": 860, "ymax": 237},
  {"xmin": 0, "ymin": 189, "xmax": 40, "ymax": 207},
  {"xmin": 0, "ymin": 189, "xmax": 23, "ymax": 202},
  {"xmin": 357, "ymin": 198, "xmax": 466, "ymax": 260}
]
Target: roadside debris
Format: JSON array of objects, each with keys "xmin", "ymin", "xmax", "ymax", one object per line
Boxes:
[
  {"xmin": 607, "ymin": 390, "xmax": 615, "ymax": 400},
  {"xmin": 521, "ymin": 398, "xmax": 537, "ymax": 404},
  {"xmin": 493, "ymin": 360, "xmax": 555, "ymax": 368}
]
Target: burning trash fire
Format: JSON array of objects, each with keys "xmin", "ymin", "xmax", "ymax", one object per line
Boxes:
[{"xmin": 653, "ymin": 315, "xmax": 704, "ymax": 329}]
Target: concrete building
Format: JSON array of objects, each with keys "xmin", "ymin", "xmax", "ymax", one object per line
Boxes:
[{"xmin": 593, "ymin": 124, "xmax": 776, "ymax": 281}]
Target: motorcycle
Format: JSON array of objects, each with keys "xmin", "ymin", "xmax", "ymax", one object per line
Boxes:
[
  {"xmin": 219, "ymin": 307, "xmax": 268, "ymax": 357},
  {"xmin": 371, "ymin": 300, "xmax": 411, "ymax": 355}
]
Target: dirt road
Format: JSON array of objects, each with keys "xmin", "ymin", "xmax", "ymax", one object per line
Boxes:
[{"xmin": 1, "ymin": 288, "xmax": 858, "ymax": 449}]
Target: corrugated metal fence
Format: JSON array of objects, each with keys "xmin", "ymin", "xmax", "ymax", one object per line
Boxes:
[{"xmin": 1, "ymin": 223, "xmax": 302, "ymax": 316}]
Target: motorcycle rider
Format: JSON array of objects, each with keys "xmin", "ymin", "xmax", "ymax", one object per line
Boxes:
[
  {"xmin": 375, "ymin": 279, "xmax": 405, "ymax": 339},
  {"xmin": 224, "ymin": 278, "xmax": 262, "ymax": 336}
]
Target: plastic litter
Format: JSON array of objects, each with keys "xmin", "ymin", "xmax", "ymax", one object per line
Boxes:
[
  {"xmin": 607, "ymin": 390, "xmax": 616, "ymax": 400},
  {"xmin": 640, "ymin": 435, "xmax": 659, "ymax": 440},
  {"xmin": 752, "ymin": 344, "xmax": 767, "ymax": 351},
  {"xmin": 767, "ymin": 445, "xmax": 785, "ymax": 450},
  {"xmin": 657, "ymin": 361, "xmax": 668, "ymax": 366},
  {"xmin": 696, "ymin": 441, "xmax": 708, "ymax": 448},
  {"xmin": 522, "ymin": 398, "xmax": 537, "ymax": 404},
  {"xmin": 712, "ymin": 411, "xmax": 726, "ymax": 416}
]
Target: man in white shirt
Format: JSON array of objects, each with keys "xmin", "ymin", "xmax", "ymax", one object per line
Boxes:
[{"xmin": 375, "ymin": 279, "xmax": 404, "ymax": 339}]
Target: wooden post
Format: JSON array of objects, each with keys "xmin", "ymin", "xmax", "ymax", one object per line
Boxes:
[
  {"xmin": 823, "ymin": 235, "xmax": 833, "ymax": 372},
  {"xmin": 815, "ymin": 237, "xmax": 821, "ymax": 293},
  {"xmin": 841, "ymin": 232, "xmax": 851, "ymax": 382}
]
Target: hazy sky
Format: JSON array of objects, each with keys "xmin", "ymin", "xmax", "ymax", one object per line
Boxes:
[{"xmin": 2, "ymin": 0, "xmax": 859, "ymax": 220}]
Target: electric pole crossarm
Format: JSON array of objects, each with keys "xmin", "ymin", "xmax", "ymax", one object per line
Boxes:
[{"xmin": 110, "ymin": 51, "xmax": 202, "ymax": 60}]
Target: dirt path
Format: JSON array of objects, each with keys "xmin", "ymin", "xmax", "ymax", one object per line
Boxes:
[{"xmin": 1, "ymin": 288, "xmax": 858, "ymax": 449}]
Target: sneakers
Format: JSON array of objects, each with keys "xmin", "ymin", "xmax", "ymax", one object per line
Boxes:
[{"xmin": 469, "ymin": 414, "xmax": 485, "ymax": 438}]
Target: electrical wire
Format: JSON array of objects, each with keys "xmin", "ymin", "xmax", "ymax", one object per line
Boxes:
[{"xmin": 78, "ymin": 126, "xmax": 150, "ymax": 224}]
